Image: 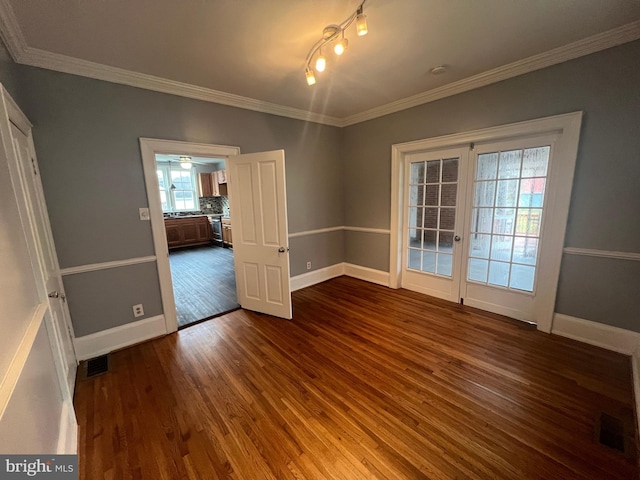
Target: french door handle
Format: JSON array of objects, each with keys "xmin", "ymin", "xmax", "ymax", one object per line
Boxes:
[
  {"xmin": 454, "ymin": 235, "xmax": 461, "ymax": 242},
  {"xmin": 48, "ymin": 290, "xmax": 67, "ymax": 301}
]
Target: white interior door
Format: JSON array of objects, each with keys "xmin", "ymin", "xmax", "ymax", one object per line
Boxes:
[
  {"xmin": 400, "ymin": 147, "xmax": 469, "ymax": 302},
  {"xmin": 10, "ymin": 123, "xmax": 77, "ymax": 395},
  {"xmin": 227, "ymin": 150, "xmax": 292, "ymax": 319}
]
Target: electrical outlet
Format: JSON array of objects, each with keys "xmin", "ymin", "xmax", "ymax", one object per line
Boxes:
[
  {"xmin": 132, "ymin": 304, "xmax": 144, "ymax": 318},
  {"xmin": 139, "ymin": 207, "xmax": 150, "ymax": 221},
  {"xmin": 306, "ymin": 261, "xmax": 312, "ymax": 270}
]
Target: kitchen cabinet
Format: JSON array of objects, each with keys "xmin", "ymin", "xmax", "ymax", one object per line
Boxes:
[
  {"xmin": 222, "ymin": 218, "xmax": 232, "ymax": 248},
  {"xmin": 165, "ymin": 216, "xmax": 212, "ymax": 249},
  {"xmin": 199, "ymin": 171, "xmax": 228, "ymax": 197},
  {"xmin": 199, "ymin": 173, "xmax": 214, "ymax": 197},
  {"xmin": 216, "ymin": 169, "xmax": 227, "ymax": 184}
]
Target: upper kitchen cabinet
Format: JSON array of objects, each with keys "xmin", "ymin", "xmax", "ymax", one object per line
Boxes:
[
  {"xmin": 199, "ymin": 170, "xmax": 228, "ymax": 197},
  {"xmin": 216, "ymin": 169, "xmax": 227, "ymax": 184},
  {"xmin": 199, "ymin": 173, "xmax": 214, "ymax": 197}
]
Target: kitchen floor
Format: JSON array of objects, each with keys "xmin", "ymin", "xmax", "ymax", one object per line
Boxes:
[{"xmin": 169, "ymin": 245, "xmax": 239, "ymax": 327}]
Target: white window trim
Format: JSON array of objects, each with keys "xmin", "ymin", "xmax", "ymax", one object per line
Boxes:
[
  {"xmin": 156, "ymin": 163, "xmax": 199, "ymax": 212},
  {"xmin": 390, "ymin": 112, "xmax": 583, "ymax": 333}
]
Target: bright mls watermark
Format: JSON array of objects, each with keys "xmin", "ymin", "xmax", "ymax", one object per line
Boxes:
[{"xmin": 0, "ymin": 455, "xmax": 77, "ymax": 479}]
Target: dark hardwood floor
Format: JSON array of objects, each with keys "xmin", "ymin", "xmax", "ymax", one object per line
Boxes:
[
  {"xmin": 169, "ymin": 245, "xmax": 239, "ymax": 327},
  {"xmin": 74, "ymin": 276, "xmax": 637, "ymax": 479}
]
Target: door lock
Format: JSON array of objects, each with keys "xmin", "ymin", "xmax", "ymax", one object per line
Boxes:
[{"xmin": 454, "ymin": 235, "xmax": 461, "ymax": 242}]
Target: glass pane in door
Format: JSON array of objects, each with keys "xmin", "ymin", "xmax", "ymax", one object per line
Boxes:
[
  {"xmin": 467, "ymin": 147, "xmax": 550, "ymax": 292},
  {"xmin": 407, "ymin": 157, "xmax": 458, "ymax": 277}
]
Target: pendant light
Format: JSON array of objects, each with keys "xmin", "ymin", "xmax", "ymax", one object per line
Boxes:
[{"xmin": 179, "ymin": 156, "xmax": 192, "ymax": 169}]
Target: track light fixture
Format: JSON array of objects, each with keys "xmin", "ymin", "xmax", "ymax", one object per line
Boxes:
[{"xmin": 304, "ymin": 0, "xmax": 368, "ymax": 86}]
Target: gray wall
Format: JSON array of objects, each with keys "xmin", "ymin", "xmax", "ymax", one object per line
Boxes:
[
  {"xmin": 342, "ymin": 40, "xmax": 640, "ymax": 332},
  {"xmin": 289, "ymin": 230, "xmax": 345, "ymax": 275},
  {"xmin": 62, "ymin": 263, "xmax": 163, "ymax": 337},
  {"xmin": 1, "ymin": 64, "xmax": 343, "ymax": 336}
]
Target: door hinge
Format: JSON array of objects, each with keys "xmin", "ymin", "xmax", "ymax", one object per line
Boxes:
[
  {"xmin": 30, "ymin": 157, "xmax": 38, "ymax": 175},
  {"xmin": 469, "ymin": 142, "xmax": 475, "ymax": 151}
]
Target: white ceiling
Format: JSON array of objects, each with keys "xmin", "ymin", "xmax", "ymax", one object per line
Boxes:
[{"xmin": 1, "ymin": 0, "xmax": 639, "ymax": 124}]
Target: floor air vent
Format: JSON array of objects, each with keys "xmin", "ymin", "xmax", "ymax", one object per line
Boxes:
[
  {"xmin": 86, "ymin": 354, "xmax": 109, "ymax": 378},
  {"xmin": 598, "ymin": 413, "xmax": 625, "ymax": 451}
]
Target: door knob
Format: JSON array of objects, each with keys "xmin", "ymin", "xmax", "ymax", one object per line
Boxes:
[
  {"xmin": 48, "ymin": 290, "xmax": 66, "ymax": 301},
  {"xmin": 278, "ymin": 246, "xmax": 289, "ymax": 253},
  {"xmin": 454, "ymin": 235, "xmax": 461, "ymax": 242}
]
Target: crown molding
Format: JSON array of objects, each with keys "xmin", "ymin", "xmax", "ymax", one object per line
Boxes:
[
  {"xmin": 338, "ymin": 20, "xmax": 640, "ymax": 127},
  {"xmin": 0, "ymin": 0, "xmax": 25, "ymax": 61},
  {"xmin": 0, "ymin": 0, "xmax": 637, "ymax": 128},
  {"xmin": 20, "ymin": 47, "xmax": 344, "ymax": 127}
]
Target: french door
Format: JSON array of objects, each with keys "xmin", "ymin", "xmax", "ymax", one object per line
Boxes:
[
  {"xmin": 401, "ymin": 147, "xmax": 469, "ymax": 302},
  {"xmin": 460, "ymin": 134, "xmax": 559, "ymax": 322},
  {"xmin": 400, "ymin": 129, "xmax": 569, "ymax": 325}
]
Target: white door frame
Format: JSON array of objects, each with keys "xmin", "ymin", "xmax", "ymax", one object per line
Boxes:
[
  {"xmin": 390, "ymin": 112, "xmax": 583, "ymax": 333},
  {"xmin": 139, "ymin": 138, "xmax": 240, "ymax": 334}
]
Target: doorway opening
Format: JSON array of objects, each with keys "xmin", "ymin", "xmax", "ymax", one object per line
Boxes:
[
  {"xmin": 140, "ymin": 138, "xmax": 242, "ymax": 334},
  {"xmin": 155, "ymin": 154, "xmax": 239, "ymax": 328},
  {"xmin": 390, "ymin": 112, "xmax": 582, "ymax": 333}
]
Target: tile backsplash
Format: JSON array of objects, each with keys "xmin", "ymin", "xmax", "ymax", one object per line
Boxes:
[{"xmin": 199, "ymin": 196, "xmax": 230, "ymax": 216}]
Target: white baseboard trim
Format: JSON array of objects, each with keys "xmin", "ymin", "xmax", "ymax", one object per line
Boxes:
[
  {"xmin": 343, "ymin": 263, "xmax": 390, "ymax": 287},
  {"xmin": 73, "ymin": 315, "xmax": 166, "ymax": 361},
  {"xmin": 291, "ymin": 263, "xmax": 345, "ymax": 291},
  {"xmin": 552, "ymin": 313, "xmax": 640, "ymax": 355},
  {"xmin": 290, "ymin": 262, "xmax": 391, "ymax": 291},
  {"xmin": 56, "ymin": 400, "xmax": 77, "ymax": 454}
]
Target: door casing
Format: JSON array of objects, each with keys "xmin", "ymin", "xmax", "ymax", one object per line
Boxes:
[
  {"xmin": 140, "ymin": 138, "xmax": 241, "ymax": 333},
  {"xmin": 390, "ymin": 112, "xmax": 583, "ymax": 333}
]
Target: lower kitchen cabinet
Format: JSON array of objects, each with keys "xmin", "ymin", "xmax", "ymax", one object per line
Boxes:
[{"xmin": 165, "ymin": 216, "xmax": 212, "ymax": 249}]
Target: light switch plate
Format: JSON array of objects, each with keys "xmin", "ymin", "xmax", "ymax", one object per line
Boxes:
[{"xmin": 139, "ymin": 207, "xmax": 150, "ymax": 221}]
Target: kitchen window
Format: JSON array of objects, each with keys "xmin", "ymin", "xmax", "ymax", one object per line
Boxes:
[{"xmin": 156, "ymin": 164, "xmax": 198, "ymax": 212}]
